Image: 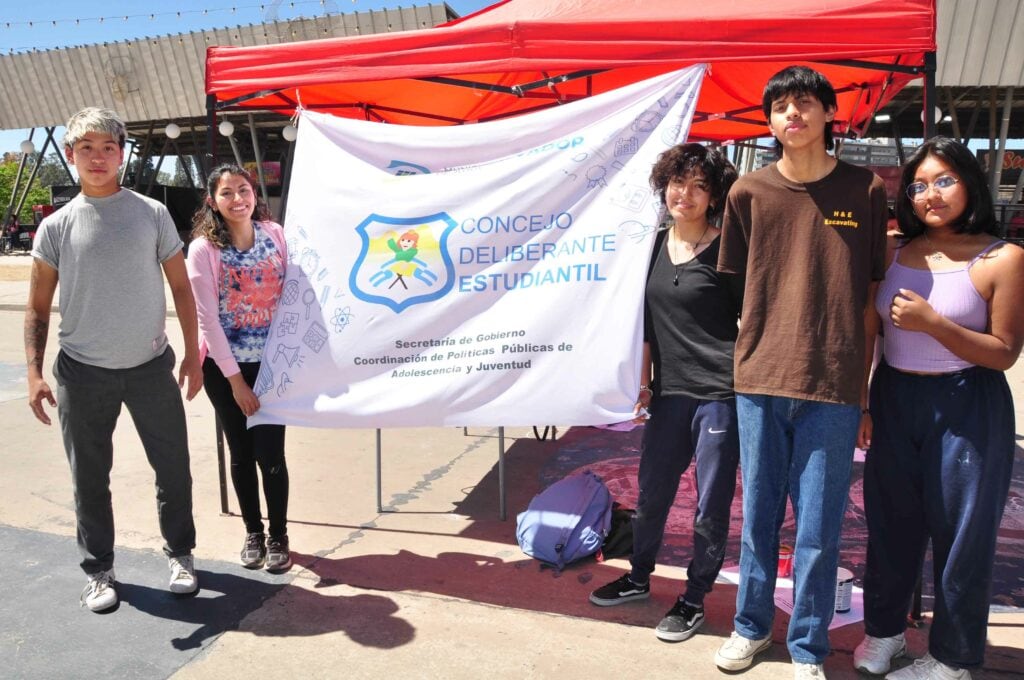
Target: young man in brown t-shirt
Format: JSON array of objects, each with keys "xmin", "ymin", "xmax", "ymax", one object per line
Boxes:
[{"xmin": 713, "ymin": 67, "xmax": 887, "ymax": 678}]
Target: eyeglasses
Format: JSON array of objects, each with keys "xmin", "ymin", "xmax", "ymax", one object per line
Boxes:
[{"xmin": 906, "ymin": 175, "xmax": 959, "ymax": 201}]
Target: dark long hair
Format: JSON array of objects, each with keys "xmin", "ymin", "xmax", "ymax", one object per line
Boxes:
[
  {"xmin": 649, "ymin": 143, "xmax": 738, "ymax": 224},
  {"xmin": 895, "ymin": 137, "xmax": 999, "ymax": 240},
  {"xmin": 191, "ymin": 164, "xmax": 273, "ymax": 249}
]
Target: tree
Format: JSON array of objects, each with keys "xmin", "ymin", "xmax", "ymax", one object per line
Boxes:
[
  {"xmin": 0, "ymin": 158, "xmax": 54, "ymax": 223},
  {"xmin": 35, "ymin": 152, "xmax": 74, "ymax": 188}
]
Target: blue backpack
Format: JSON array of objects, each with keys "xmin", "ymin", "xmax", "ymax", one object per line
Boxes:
[{"xmin": 516, "ymin": 470, "xmax": 613, "ymax": 569}]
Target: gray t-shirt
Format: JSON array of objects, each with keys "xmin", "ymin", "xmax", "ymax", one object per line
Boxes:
[{"xmin": 33, "ymin": 189, "xmax": 183, "ymax": 369}]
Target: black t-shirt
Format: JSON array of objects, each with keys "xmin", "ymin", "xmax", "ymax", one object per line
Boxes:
[{"xmin": 645, "ymin": 233, "xmax": 743, "ymax": 401}]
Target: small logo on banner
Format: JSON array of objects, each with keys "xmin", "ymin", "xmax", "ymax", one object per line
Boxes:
[
  {"xmin": 386, "ymin": 160, "xmax": 431, "ymax": 176},
  {"xmin": 350, "ymin": 213, "xmax": 457, "ymax": 313}
]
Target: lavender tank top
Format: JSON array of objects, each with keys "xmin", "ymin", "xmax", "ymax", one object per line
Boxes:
[{"xmin": 875, "ymin": 242, "xmax": 999, "ymax": 373}]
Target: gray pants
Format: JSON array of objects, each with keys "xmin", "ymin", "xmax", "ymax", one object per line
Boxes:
[{"xmin": 54, "ymin": 347, "xmax": 196, "ymax": 575}]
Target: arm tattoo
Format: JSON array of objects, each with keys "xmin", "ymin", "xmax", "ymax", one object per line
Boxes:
[{"xmin": 25, "ymin": 314, "xmax": 49, "ymax": 374}]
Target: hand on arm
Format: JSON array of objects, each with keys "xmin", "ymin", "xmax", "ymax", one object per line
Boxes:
[
  {"xmin": 25, "ymin": 260, "xmax": 58, "ymax": 425},
  {"xmin": 162, "ymin": 251, "xmax": 203, "ymax": 400},
  {"xmin": 889, "ymin": 244, "xmax": 1024, "ymax": 370},
  {"xmin": 633, "ymin": 342, "xmax": 653, "ymax": 423}
]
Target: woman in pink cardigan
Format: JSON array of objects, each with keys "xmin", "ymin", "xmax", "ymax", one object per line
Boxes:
[{"xmin": 187, "ymin": 164, "xmax": 291, "ymax": 572}]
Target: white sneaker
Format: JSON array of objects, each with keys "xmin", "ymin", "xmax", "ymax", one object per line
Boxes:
[
  {"xmin": 168, "ymin": 555, "xmax": 198, "ymax": 594},
  {"xmin": 714, "ymin": 631, "xmax": 772, "ymax": 671},
  {"xmin": 855, "ymin": 633, "xmax": 906, "ymax": 674},
  {"xmin": 81, "ymin": 569, "xmax": 117, "ymax": 612},
  {"xmin": 885, "ymin": 654, "xmax": 971, "ymax": 680},
  {"xmin": 794, "ymin": 662, "xmax": 826, "ymax": 679}
]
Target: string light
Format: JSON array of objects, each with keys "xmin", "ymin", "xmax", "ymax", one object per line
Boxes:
[
  {"xmin": 0, "ymin": 2, "xmax": 342, "ymax": 30},
  {"xmin": 2, "ymin": 0, "xmax": 350, "ymax": 52}
]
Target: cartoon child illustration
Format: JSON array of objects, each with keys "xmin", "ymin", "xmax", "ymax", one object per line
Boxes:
[{"xmin": 370, "ymin": 229, "xmax": 439, "ymax": 289}]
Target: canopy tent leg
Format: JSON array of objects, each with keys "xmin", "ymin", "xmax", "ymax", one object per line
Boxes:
[
  {"xmin": 216, "ymin": 414, "xmax": 231, "ymax": 515},
  {"xmin": 376, "ymin": 428, "xmax": 383, "ymax": 513},
  {"xmin": 498, "ymin": 426, "xmax": 506, "ymax": 521}
]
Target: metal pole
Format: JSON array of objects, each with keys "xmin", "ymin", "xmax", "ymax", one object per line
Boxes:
[
  {"xmin": 227, "ymin": 134, "xmax": 246, "ymax": 171},
  {"xmin": 215, "ymin": 415, "xmax": 230, "ymax": 514},
  {"xmin": 2, "ymin": 129, "xmax": 34, "ymax": 228},
  {"xmin": 992, "ymin": 87, "xmax": 1014, "ymax": 203},
  {"xmin": 206, "ymin": 93, "xmax": 218, "ymax": 168},
  {"xmin": 498, "ymin": 426, "xmax": 506, "ymax": 521},
  {"xmin": 922, "ymin": 51, "xmax": 937, "ymax": 140},
  {"xmin": 376, "ymin": 428, "xmax": 383, "ymax": 513},
  {"xmin": 247, "ymin": 113, "xmax": 269, "ymax": 204},
  {"xmin": 146, "ymin": 139, "xmax": 170, "ymax": 197},
  {"xmin": 120, "ymin": 141, "xmax": 136, "ymax": 185}
]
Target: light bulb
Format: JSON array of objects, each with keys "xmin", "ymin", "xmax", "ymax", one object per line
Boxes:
[
  {"xmin": 218, "ymin": 120, "xmax": 234, "ymax": 137},
  {"xmin": 165, "ymin": 123, "xmax": 181, "ymax": 139},
  {"xmin": 282, "ymin": 124, "xmax": 297, "ymax": 142},
  {"xmin": 19, "ymin": 139, "xmax": 35, "ymax": 154}
]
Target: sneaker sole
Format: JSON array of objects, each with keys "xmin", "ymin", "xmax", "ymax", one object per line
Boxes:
[
  {"xmin": 714, "ymin": 636, "xmax": 772, "ymax": 671},
  {"xmin": 853, "ymin": 645, "xmax": 906, "ymax": 675},
  {"xmin": 588, "ymin": 591, "xmax": 650, "ymax": 607},
  {"xmin": 85, "ymin": 595, "xmax": 119, "ymax": 612},
  {"xmin": 266, "ymin": 559, "xmax": 293, "ymax": 573},
  {"xmin": 169, "ymin": 582, "xmax": 198, "ymax": 595},
  {"xmin": 241, "ymin": 557, "xmax": 266, "ymax": 569},
  {"xmin": 656, "ymin": 615, "xmax": 705, "ymax": 642}
]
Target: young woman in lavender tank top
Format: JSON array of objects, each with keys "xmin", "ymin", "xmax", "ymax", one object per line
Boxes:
[{"xmin": 853, "ymin": 138, "xmax": 1024, "ymax": 679}]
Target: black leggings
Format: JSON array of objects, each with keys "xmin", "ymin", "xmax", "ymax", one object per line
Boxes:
[{"xmin": 202, "ymin": 358, "xmax": 288, "ymax": 538}]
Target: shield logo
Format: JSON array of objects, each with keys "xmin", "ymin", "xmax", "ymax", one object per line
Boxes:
[{"xmin": 350, "ymin": 213, "xmax": 457, "ymax": 313}]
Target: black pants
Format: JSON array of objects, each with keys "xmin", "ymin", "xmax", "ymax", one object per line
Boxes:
[
  {"xmin": 629, "ymin": 394, "xmax": 740, "ymax": 604},
  {"xmin": 202, "ymin": 358, "xmax": 288, "ymax": 538}
]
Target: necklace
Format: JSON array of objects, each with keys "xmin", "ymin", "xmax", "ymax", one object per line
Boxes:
[
  {"xmin": 921, "ymin": 232, "xmax": 944, "ymax": 261},
  {"xmin": 671, "ymin": 222, "xmax": 711, "ymax": 285}
]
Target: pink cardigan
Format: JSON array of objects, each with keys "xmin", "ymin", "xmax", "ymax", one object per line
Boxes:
[{"xmin": 186, "ymin": 221, "xmax": 288, "ymax": 378}]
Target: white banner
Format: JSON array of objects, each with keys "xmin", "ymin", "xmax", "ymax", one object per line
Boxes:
[{"xmin": 250, "ymin": 65, "xmax": 706, "ymax": 428}]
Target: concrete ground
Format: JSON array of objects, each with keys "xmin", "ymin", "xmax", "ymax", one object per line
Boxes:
[{"xmin": 0, "ymin": 251, "xmax": 1021, "ymax": 680}]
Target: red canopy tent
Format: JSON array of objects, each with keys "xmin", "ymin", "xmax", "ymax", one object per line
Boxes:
[{"xmin": 205, "ymin": 0, "xmax": 937, "ymax": 143}]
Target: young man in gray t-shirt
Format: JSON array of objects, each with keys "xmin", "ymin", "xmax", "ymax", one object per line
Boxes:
[{"xmin": 25, "ymin": 107, "xmax": 203, "ymax": 612}]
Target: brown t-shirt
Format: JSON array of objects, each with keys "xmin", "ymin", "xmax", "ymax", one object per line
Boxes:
[{"xmin": 717, "ymin": 160, "xmax": 887, "ymax": 405}]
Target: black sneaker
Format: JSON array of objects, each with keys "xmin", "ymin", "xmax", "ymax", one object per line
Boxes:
[
  {"xmin": 655, "ymin": 599, "xmax": 705, "ymax": 642},
  {"xmin": 589, "ymin": 574, "xmax": 650, "ymax": 606},
  {"xmin": 241, "ymin": 532, "xmax": 266, "ymax": 569},
  {"xmin": 266, "ymin": 535, "xmax": 292, "ymax": 573}
]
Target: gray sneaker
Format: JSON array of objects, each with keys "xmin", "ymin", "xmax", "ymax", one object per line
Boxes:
[
  {"xmin": 241, "ymin": 532, "xmax": 266, "ymax": 569},
  {"xmin": 168, "ymin": 555, "xmax": 198, "ymax": 594},
  {"xmin": 81, "ymin": 569, "xmax": 118, "ymax": 612},
  {"xmin": 266, "ymin": 535, "xmax": 292, "ymax": 573}
]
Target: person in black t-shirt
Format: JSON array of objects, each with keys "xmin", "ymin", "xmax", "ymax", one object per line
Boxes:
[{"xmin": 589, "ymin": 143, "xmax": 742, "ymax": 643}]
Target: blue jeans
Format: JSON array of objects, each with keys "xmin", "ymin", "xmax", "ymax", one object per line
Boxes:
[
  {"xmin": 629, "ymin": 395, "xmax": 740, "ymax": 604},
  {"xmin": 733, "ymin": 393, "xmax": 860, "ymax": 664}
]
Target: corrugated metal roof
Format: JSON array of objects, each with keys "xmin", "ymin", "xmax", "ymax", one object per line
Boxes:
[
  {"xmin": 0, "ymin": 3, "xmax": 455, "ymax": 131},
  {"xmin": 936, "ymin": 0, "xmax": 1024, "ymax": 86}
]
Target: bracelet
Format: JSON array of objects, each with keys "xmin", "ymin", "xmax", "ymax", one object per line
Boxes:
[
  {"xmin": 639, "ymin": 385, "xmax": 653, "ymax": 394},
  {"xmin": 861, "ymin": 408, "xmax": 870, "ymax": 414}
]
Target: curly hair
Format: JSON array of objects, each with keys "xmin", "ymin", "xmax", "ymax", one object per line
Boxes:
[
  {"xmin": 191, "ymin": 164, "xmax": 273, "ymax": 249},
  {"xmin": 649, "ymin": 143, "xmax": 738, "ymax": 223},
  {"xmin": 894, "ymin": 137, "xmax": 1000, "ymax": 241}
]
